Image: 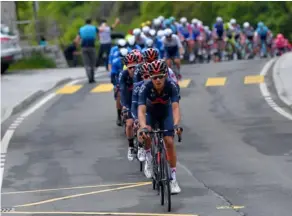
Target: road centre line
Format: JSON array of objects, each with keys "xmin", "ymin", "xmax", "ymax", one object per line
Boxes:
[
  {"xmin": 14, "ymin": 182, "xmax": 151, "ymax": 208},
  {"xmin": 2, "ymin": 181, "xmax": 151, "ymax": 195},
  {"xmin": 1, "ymin": 211, "xmax": 198, "ymax": 216}
]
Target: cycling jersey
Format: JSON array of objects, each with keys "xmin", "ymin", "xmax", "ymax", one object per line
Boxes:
[
  {"xmin": 111, "ymin": 56, "xmax": 124, "ymax": 100},
  {"xmin": 138, "ymin": 79, "xmax": 180, "ymax": 136},
  {"xmin": 243, "ymin": 27, "xmax": 254, "ymax": 41},
  {"xmin": 131, "ymin": 80, "xmax": 145, "ymax": 119},
  {"xmin": 154, "ymin": 37, "xmax": 164, "ymax": 58},
  {"xmin": 133, "ymin": 64, "xmax": 144, "ymax": 83},
  {"xmin": 119, "ymin": 69, "xmax": 134, "ymax": 111},
  {"xmin": 135, "ymin": 35, "xmax": 147, "ymax": 49},
  {"xmin": 191, "ymin": 24, "xmax": 201, "ymax": 40},
  {"xmin": 109, "ymin": 46, "xmax": 131, "ymax": 65},
  {"xmin": 178, "ymin": 24, "xmax": 192, "ymax": 40},
  {"xmin": 128, "ymin": 44, "xmax": 142, "ymax": 51},
  {"xmin": 256, "ymin": 26, "xmax": 269, "ymax": 40},
  {"xmin": 162, "ymin": 34, "xmax": 183, "ymax": 58},
  {"xmin": 79, "ymin": 24, "xmax": 99, "ymax": 47},
  {"xmin": 213, "ymin": 22, "xmax": 224, "ymax": 38}
]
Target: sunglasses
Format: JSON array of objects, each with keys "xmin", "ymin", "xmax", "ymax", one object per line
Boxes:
[
  {"xmin": 142, "ymin": 74, "xmax": 150, "ymax": 79},
  {"xmin": 127, "ymin": 66, "xmax": 136, "ymax": 70},
  {"xmin": 151, "ymin": 74, "xmax": 166, "ymax": 80}
]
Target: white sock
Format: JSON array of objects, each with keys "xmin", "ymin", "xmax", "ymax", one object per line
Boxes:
[
  {"xmin": 146, "ymin": 150, "xmax": 152, "ymax": 161},
  {"xmin": 171, "ymin": 167, "xmax": 176, "ymax": 180}
]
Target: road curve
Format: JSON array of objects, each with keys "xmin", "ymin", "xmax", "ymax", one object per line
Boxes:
[{"xmin": 1, "ymin": 59, "xmax": 292, "ymax": 216}]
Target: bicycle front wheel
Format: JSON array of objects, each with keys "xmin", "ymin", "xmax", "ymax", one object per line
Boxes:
[{"xmin": 160, "ymin": 149, "xmax": 171, "ymax": 211}]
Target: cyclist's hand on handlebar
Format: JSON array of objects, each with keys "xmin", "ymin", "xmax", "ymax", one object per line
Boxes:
[
  {"xmin": 139, "ymin": 127, "xmax": 150, "ymax": 140},
  {"xmin": 174, "ymin": 125, "xmax": 183, "ymax": 136},
  {"xmin": 134, "ymin": 119, "xmax": 139, "ymax": 129}
]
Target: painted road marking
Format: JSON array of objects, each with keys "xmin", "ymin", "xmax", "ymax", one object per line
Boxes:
[
  {"xmin": 56, "ymin": 85, "xmax": 82, "ymax": 94},
  {"xmin": 178, "ymin": 79, "xmax": 191, "ymax": 88},
  {"xmin": 1, "ymin": 211, "xmax": 198, "ymax": 216},
  {"xmin": 217, "ymin": 206, "xmax": 245, "ymax": 210},
  {"xmin": 2, "ymin": 182, "xmax": 151, "ymax": 195},
  {"xmin": 244, "ymin": 75, "xmax": 264, "ymax": 84},
  {"xmin": 91, "ymin": 83, "xmax": 114, "ymax": 93},
  {"xmin": 205, "ymin": 77, "xmax": 226, "ymax": 86},
  {"xmin": 14, "ymin": 182, "xmax": 151, "ymax": 207}
]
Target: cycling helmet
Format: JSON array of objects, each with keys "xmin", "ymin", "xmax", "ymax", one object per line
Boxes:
[
  {"xmin": 243, "ymin": 22, "xmax": 250, "ymax": 28},
  {"xmin": 123, "ymin": 53, "xmax": 137, "ymax": 66},
  {"xmin": 143, "ymin": 48, "xmax": 159, "ymax": 63},
  {"xmin": 131, "ymin": 49, "xmax": 144, "ymax": 63},
  {"xmin": 165, "ymin": 19, "xmax": 171, "ymax": 26},
  {"xmin": 204, "ymin": 26, "xmax": 210, "ymax": 32},
  {"xmin": 191, "ymin": 18, "xmax": 198, "ymax": 25},
  {"xmin": 146, "ymin": 20, "xmax": 151, "ymax": 26},
  {"xmin": 198, "ymin": 20, "xmax": 203, "ymax": 28},
  {"xmin": 257, "ymin": 22, "xmax": 264, "ymax": 28},
  {"xmin": 146, "ymin": 38, "xmax": 154, "ymax": 47},
  {"xmin": 277, "ymin": 33, "xmax": 284, "ymax": 39},
  {"xmin": 169, "ymin": 16, "xmax": 175, "ymax": 22},
  {"xmin": 216, "ymin": 17, "xmax": 223, "ymax": 22},
  {"xmin": 119, "ymin": 48, "xmax": 129, "ymax": 57},
  {"xmin": 164, "ymin": 28, "xmax": 173, "ymax": 37},
  {"xmin": 153, "ymin": 18, "xmax": 161, "ymax": 26},
  {"xmin": 158, "ymin": 16, "xmax": 165, "ymax": 22},
  {"xmin": 117, "ymin": 39, "xmax": 127, "ymax": 48},
  {"xmin": 141, "ymin": 62, "xmax": 150, "ymax": 76},
  {"xmin": 149, "ymin": 29, "xmax": 156, "ymax": 37},
  {"xmin": 157, "ymin": 30, "xmax": 165, "ymax": 38},
  {"xmin": 180, "ymin": 17, "xmax": 187, "ymax": 24},
  {"xmin": 230, "ymin": 18, "xmax": 236, "ymax": 25},
  {"xmin": 127, "ymin": 36, "xmax": 135, "ymax": 46},
  {"xmin": 142, "ymin": 26, "xmax": 150, "ymax": 34},
  {"xmin": 148, "ymin": 59, "xmax": 168, "ymax": 76},
  {"xmin": 133, "ymin": 28, "xmax": 141, "ymax": 36}
]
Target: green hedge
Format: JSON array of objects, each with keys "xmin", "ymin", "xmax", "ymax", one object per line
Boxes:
[{"xmin": 9, "ymin": 52, "xmax": 56, "ymax": 71}]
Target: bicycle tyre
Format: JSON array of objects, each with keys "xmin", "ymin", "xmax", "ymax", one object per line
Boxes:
[
  {"xmin": 140, "ymin": 161, "xmax": 143, "ymax": 172},
  {"xmin": 162, "ymin": 148, "xmax": 171, "ymax": 212}
]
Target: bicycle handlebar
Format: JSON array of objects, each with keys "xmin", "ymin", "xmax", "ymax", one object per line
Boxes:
[{"xmin": 140, "ymin": 128, "xmax": 183, "ymax": 143}]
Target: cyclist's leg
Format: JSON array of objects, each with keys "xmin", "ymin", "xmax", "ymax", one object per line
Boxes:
[{"xmin": 143, "ymin": 113, "xmax": 154, "ymax": 178}]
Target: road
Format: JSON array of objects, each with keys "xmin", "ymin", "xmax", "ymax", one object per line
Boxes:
[{"xmin": 1, "ymin": 59, "xmax": 292, "ymax": 216}]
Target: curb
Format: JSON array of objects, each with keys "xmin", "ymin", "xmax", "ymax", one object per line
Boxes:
[
  {"xmin": 272, "ymin": 53, "xmax": 292, "ymax": 109},
  {"xmin": 1, "ymin": 78, "xmax": 73, "ymax": 124}
]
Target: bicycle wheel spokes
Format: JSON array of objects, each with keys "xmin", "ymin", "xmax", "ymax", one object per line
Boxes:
[{"xmin": 162, "ymin": 148, "xmax": 171, "ymax": 212}]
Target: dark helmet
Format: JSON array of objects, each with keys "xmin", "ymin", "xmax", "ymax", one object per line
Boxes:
[
  {"xmin": 141, "ymin": 62, "xmax": 150, "ymax": 76},
  {"xmin": 123, "ymin": 53, "xmax": 137, "ymax": 66},
  {"xmin": 148, "ymin": 59, "xmax": 168, "ymax": 76},
  {"xmin": 131, "ymin": 49, "xmax": 144, "ymax": 63},
  {"xmin": 143, "ymin": 48, "xmax": 159, "ymax": 63}
]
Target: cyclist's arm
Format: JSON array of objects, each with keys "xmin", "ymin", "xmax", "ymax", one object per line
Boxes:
[
  {"xmin": 170, "ymin": 82, "xmax": 180, "ymax": 125},
  {"xmin": 138, "ymin": 84, "xmax": 147, "ymax": 128},
  {"xmin": 119, "ymin": 72, "xmax": 127, "ymax": 108},
  {"xmin": 131, "ymin": 84, "xmax": 139, "ymax": 119}
]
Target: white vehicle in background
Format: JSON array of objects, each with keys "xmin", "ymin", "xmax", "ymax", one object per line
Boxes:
[{"xmin": 1, "ymin": 24, "xmax": 22, "ymax": 74}]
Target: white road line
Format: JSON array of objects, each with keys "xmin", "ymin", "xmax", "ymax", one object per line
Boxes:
[
  {"xmin": 259, "ymin": 59, "xmax": 292, "ymax": 121},
  {"xmin": 0, "ymin": 73, "xmax": 107, "ymax": 189}
]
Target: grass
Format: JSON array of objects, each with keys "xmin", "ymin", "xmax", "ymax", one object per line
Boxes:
[{"xmin": 8, "ymin": 52, "xmax": 56, "ymax": 71}]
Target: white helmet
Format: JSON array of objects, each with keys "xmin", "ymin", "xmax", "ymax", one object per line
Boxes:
[
  {"xmin": 243, "ymin": 22, "xmax": 250, "ymax": 28},
  {"xmin": 142, "ymin": 26, "xmax": 150, "ymax": 34},
  {"xmin": 191, "ymin": 18, "xmax": 198, "ymax": 24},
  {"xmin": 119, "ymin": 48, "xmax": 128, "ymax": 57},
  {"xmin": 230, "ymin": 18, "xmax": 236, "ymax": 24},
  {"xmin": 149, "ymin": 29, "xmax": 156, "ymax": 37},
  {"xmin": 198, "ymin": 20, "xmax": 203, "ymax": 27},
  {"xmin": 146, "ymin": 38, "xmax": 154, "ymax": 47},
  {"xmin": 180, "ymin": 17, "xmax": 187, "ymax": 24},
  {"xmin": 157, "ymin": 30, "xmax": 165, "ymax": 38},
  {"xmin": 153, "ymin": 18, "xmax": 161, "ymax": 26},
  {"xmin": 204, "ymin": 26, "xmax": 210, "ymax": 31},
  {"xmin": 117, "ymin": 39, "xmax": 127, "ymax": 47},
  {"xmin": 133, "ymin": 28, "xmax": 141, "ymax": 36},
  {"xmin": 164, "ymin": 28, "xmax": 173, "ymax": 37},
  {"xmin": 158, "ymin": 16, "xmax": 165, "ymax": 22},
  {"xmin": 127, "ymin": 36, "xmax": 135, "ymax": 46},
  {"xmin": 216, "ymin": 17, "xmax": 223, "ymax": 22}
]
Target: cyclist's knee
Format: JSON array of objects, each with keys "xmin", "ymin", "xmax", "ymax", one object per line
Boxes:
[
  {"xmin": 126, "ymin": 119, "xmax": 133, "ymax": 128},
  {"xmin": 164, "ymin": 136, "xmax": 174, "ymax": 148}
]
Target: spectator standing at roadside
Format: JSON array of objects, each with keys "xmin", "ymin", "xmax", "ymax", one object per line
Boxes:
[
  {"xmin": 75, "ymin": 18, "xmax": 99, "ymax": 83},
  {"xmin": 96, "ymin": 18, "xmax": 120, "ymax": 71}
]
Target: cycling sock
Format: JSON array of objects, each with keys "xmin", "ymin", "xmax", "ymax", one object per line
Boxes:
[
  {"xmin": 128, "ymin": 138, "xmax": 134, "ymax": 148},
  {"xmin": 171, "ymin": 167, "xmax": 176, "ymax": 180},
  {"xmin": 146, "ymin": 149, "xmax": 152, "ymax": 161},
  {"xmin": 117, "ymin": 109, "xmax": 121, "ymax": 119}
]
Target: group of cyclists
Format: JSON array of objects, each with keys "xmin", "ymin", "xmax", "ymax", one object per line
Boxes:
[
  {"xmin": 119, "ymin": 16, "xmax": 291, "ymax": 66},
  {"xmin": 105, "ymin": 15, "xmax": 291, "ymax": 196}
]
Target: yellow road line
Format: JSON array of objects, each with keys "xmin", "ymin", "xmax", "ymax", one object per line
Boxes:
[
  {"xmin": 244, "ymin": 75, "xmax": 264, "ymax": 84},
  {"xmin": 2, "ymin": 182, "xmax": 151, "ymax": 195},
  {"xmin": 178, "ymin": 79, "xmax": 191, "ymax": 88},
  {"xmin": 2, "ymin": 211, "xmax": 199, "ymax": 216},
  {"xmin": 14, "ymin": 182, "xmax": 151, "ymax": 208},
  {"xmin": 91, "ymin": 84, "xmax": 113, "ymax": 93},
  {"xmin": 216, "ymin": 205, "xmax": 245, "ymax": 210},
  {"xmin": 56, "ymin": 85, "xmax": 82, "ymax": 94},
  {"xmin": 205, "ymin": 77, "xmax": 226, "ymax": 86}
]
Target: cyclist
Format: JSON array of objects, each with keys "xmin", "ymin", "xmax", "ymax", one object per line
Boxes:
[
  {"xmin": 191, "ymin": 18, "xmax": 203, "ymax": 56},
  {"xmin": 142, "ymin": 26, "xmax": 152, "ymax": 39},
  {"xmin": 111, "ymin": 48, "xmax": 129, "ymax": 126},
  {"xmin": 162, "ymin": 28, "xmax": 184, "ymax": 80},
  {"xmin": 212, "ymin": 17, "xmax": 225, "ymax": 59},
  {"xmin": 242, "ymin": 22, "xmax": 255, "ymax": 57},
  {"xmin": 133, "ymin": 28, "xmax": 147, "ymax": 49},
  {"xmin": 131, "ymin": 62, "xmax": 151, "ymax": 162},
  {"xmin": 177, "ymin": 17, "xmax": 194, "ymax": 62},
  {"xmin": 255, "ymin": 22, "xmax": 271, "ymax": 57},
  {"xmin": 273, "ymin": 33, "xmax": 288, "ymax": 55},
  {"xmin": 156, "ymin": 30, "xmax": 165, "ymax": 58},
  {"xmin": 127, "ymin": 35, "xmax": 142, "ymax": 51},
  {"xmin": 132, "ymin": 49, "xmax": 146, "ymax": 83},
  {"xmin": 120, "ymin": 52, "xmax": 138, "ymax": 161},
  {"xmin": 138, "ymin": 59, "xmax": 182, "ymax": 194},
  {"xmin": 108, "ymin": 39, "xmax": 127, "ymax": 72}
]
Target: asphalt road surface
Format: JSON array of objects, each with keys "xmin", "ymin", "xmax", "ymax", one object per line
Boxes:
[{"xmin": 2, "ymin": 59, "xmax": 292, "ymax": 216}]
